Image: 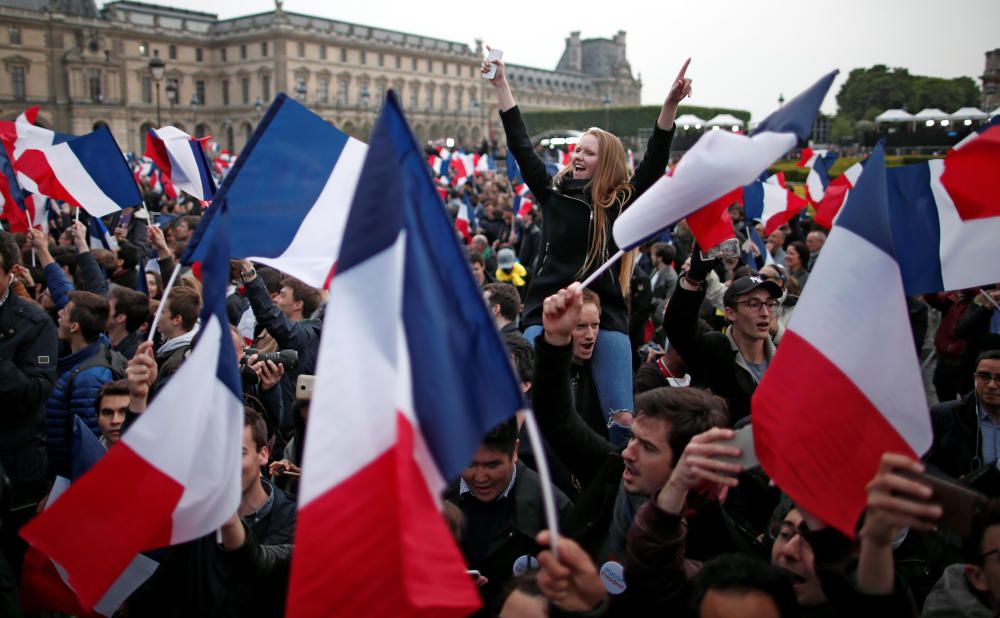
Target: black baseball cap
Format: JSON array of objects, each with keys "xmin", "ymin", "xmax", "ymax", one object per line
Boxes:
[{"xmin": 723, "ymin": 275, "xmax": 783, "ymax": 307}]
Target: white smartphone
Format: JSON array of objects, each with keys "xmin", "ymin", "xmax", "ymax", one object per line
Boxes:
[{"xmin": 482, "ymin": 48, "xmax": 503, "ymax": 80}]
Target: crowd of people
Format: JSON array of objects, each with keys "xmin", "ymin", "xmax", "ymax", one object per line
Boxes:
[{"xmin": 0, "ymin": 51, "xmax": 998, "ymax": 618}]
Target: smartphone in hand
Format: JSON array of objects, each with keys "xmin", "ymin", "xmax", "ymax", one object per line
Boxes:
[
  {"xmin": 482, "ymin": 49, "xmax": 503, "ymax": 80},
  {"xmin": 898, "ymin": 470, "xmax": 987, "ymax": 538}
]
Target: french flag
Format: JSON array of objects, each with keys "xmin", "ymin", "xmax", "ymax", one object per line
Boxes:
[
  {"xmin": 450, "ymin": 152, "xmax": 474, "ymax": 186},
  {"xmin": 743, "ymin": 172, "xmax": 809, "ymax": 235},
  {"xmin": 804, "ymin": 151, "xmax": 839, "ymax": 204},
  {"xmin": 185, "ymin": 93, "xmax": 367, "ymax": 288},
  {"xmin": 752, "ymin": 145, "xmax": 931, "ymax": 537},
  {"xmin": 685, "ymin": 187, "xmax": 740, "ymax": 249},
  {"xmin": 813, "ymin": 161, "xmax": 864, "ymax": 229},
  {"xmin": 20, "ymin": 208, "xmax": 244, "ymax": 611},
  {"xmin": 886, "ymin": 117, "xmax": 1000, "ymax": 295},
  {"xmin": 613, "ymin": 70, "xmax": 837, "ymax": 250},
  {"xmin": 474, "ymin": 152, "xmax": 491, "ymax": 174},
  {"xmin": 13, "ymin": 126, "xmax": 141, "ymax": 217},
  {"xmin": 286, "ymin": 91, "xmax": 525, "ymax": 618},
  {"xmin": 87, "ymin": 216, "xmax": 119, "ymax": 251},
  {"xmin": 428, "ymin": 152, "xmax": 450, "ymax": 178},
  {"xmin": 456, "ymin": 192, "xmax": 476, "ymax": 243},
  {"xmin": 145, "ymin": 126, "xmax": 216, "ymax": 201},
  {"xmin": 506, "ymin": 149, "xmax": 522, "ymax": 182}
]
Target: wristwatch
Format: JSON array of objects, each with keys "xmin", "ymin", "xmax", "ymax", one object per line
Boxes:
[{"xmin": 240, "ymin": 268, "xmax": 257, "ymax": 283}]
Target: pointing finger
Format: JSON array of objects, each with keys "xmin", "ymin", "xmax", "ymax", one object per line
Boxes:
[{"xmin": 676, "ymin": 57, "xmax": 691, "ymax": 82}]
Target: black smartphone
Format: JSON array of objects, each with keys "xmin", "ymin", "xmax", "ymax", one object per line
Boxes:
[{"xmin": 898, "ymin": 470, "xmax": 988, "ymax": 538}]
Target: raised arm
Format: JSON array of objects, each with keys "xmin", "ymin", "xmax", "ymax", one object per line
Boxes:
[
  {"xmin": 630, "ymin": 59, "xmax": 691, "ymax": 196},
  {"xmin": 484, "ymin": 47, "xmax": 552, "ymax": 197}
]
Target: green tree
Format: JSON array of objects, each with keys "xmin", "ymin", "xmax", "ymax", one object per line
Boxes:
[{"xmin": 835, "ymin": 66, "xmax": 981, "ymax": 120}]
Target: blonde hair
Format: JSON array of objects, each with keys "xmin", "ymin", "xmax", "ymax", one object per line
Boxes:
[{"xmin": 555, "ymin": 127, "xmax": 637, "ymax": 294}]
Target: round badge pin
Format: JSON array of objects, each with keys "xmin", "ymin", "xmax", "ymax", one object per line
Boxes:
[
  {"xmin": 512, "ymin": 554, "xmax": 539, "ymax": 576},
  {"xmin": 600, "ymin": 561, "xmax": 627, "ymax": 594}
]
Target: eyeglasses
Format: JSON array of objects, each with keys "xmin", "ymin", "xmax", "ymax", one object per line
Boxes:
[
  {"xmin": 732, "ymin": 299, "xmax": 780, "ymax": 312},
  {"xmin": 982, "ymin": 547, "xmax": 1000, "ymax": 561},
  {"xmin": 975, "ymin": 373, "xmax": 1000, "ymax": 385}
]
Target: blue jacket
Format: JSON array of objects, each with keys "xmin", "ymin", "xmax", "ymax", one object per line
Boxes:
[
  {"xmin": 45, "ymin": 340, "xmax": 114, "ymax": 478},
  {"xmin": 43, "ymin": 250, "xmax": 110, "ymax": 311}
]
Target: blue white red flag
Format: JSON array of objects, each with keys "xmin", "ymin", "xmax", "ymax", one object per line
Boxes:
[
  {"xmin": 184, "ymin": 93, "xmax": 366, "ymax": 288},
  {"xmin": 13, "ymin": 126, "xmax": 140, "ymax": 217},
  {"xmin": 456, "ymin": 192, "xmax": 476, "ymax": 243},
  {"xmin": 804, "ymin": 151, "xmax": 839, "ymax": 204},
  {"xmin": 813, "ymin": 161, "xmax": 864, "ymax": 229},
  {"xmin": 87, "ymin": 216, "xmax": 119, "ymax": 252},
  {"xmin": 886, "ymin": 118, "xmax": 1000, "ymax": 295},
  {"xmin": 613, "ymin": 70, "xmax": 838, "ymax": 250},
  {"xmin": 145, "ymin": 126, "xmax": 216, "ymax": 201},
  {"xmin": 20, "ymin": 206, "xmax": 243, "ymax": 611},
  {"xmin": 506, "ymin": 148, "xmax": 522, "ymax": 182},
  {"xmin": 743, "ymin": 172, "xmax": 809, "ymax": 236},
  {"xmin": 286, "ymin": 91, "xmax": 524, "ymax": 618},
  {"xmin": 753, "ymin": 144, "xmax": 931, "ymax": 537}
]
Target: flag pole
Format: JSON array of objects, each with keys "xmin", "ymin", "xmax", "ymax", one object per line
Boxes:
[
  {"xmin": 521, "ymin": 409, "xmax": 561, "ymax": 558},
  {"xmin": 579, "ymin": 249, "xmax": 625, "ymax": 290},
  {"xmin": 147, "ymin": 263, "xmax": 180, "ymax": 343},
  {"xmin": 981, "ymin": 288, "xmax": 1000, "ymax": 311}
]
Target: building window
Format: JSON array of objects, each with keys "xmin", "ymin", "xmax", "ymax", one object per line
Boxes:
[
  {"xmin": 427, "ymin": 59, "xmax": 433, "ymax": 73},
  {"xmin": 298, "ymin": 42, "xmax": 305, "ymax": 58},
  {"xmin": 395, "ymin": 55, "xmax": 401, "ymax": 69},
  {"xmin": 241, "ymin": 77, "xmax": 250, "ymax": 104},
  {"xmin": 443, "ymin": 63, "xmax": 448, "ymax": 76},
  {"xmin": 320, "ymin": 45, "xmax": 327, "ymax": 60},
  {"xmin": 409, "ymin": 84, "xmax": 418, "ymax": 109},
  {"xmin": 261, "ymin": 42, "xmax": 268, "ymax": 57},
  {"xmin": 455, "ymin": 89, "xmax": 462, "ymax": 112},
  {"xmin": 318, "ymin": 78, "xmax": 329, "ymax": 103},
  {"xmin": 168, "ymin": 45, "xmax": 177, "ymax": 60},
  {"xmin": 426, "ymin": 87, "xmax": 434, "ymax": 110},
  {"xmin": 222, "ymin": 79, "xmax": 230, "ymax": 106},
  {"xmin": 195, "ymin": 80, "xmax": 205, "ymax": 105},
  {"xmin": 340, "ymin": 48, "xmax": 347, "ymax": 62},
  {"xmin": 360, "ymin": 50, "xmax": 366, "ymax": 65},
  {"xmin": 470, "ymin": 65, "xmax": 474, "ymax": 78},
  {"xmin": 377, "ymin": 83, "xmax": 385, "ymax": 105},
  {"xmin": 9, "ymin": 27, "xmax": 21, "ymax": 45},
  {"xmin": 220, "ymin": 48, "xmax": 227, "ymax": 62},
  {"xmin": 411, "ymin": 57, "xmax": 417, "ymax": 71},
  {"xmin": 139, "ymin": 41, "xmax": 148, "ymax": 56},
  {"xmin": 378, "ymin": 53, "xmax": 384, "ymax": 67},
  {"xmin": 240, "ymin": 44, "xmax": 247, "ymax": 60},
  {"xmin": 88, "ymin": 68, "xmax": 102, "ymax": 102},
  {"xmin": 141, "ymin": 76, "xmax": 152, "ymax": 104},
  {"xmin": 11, "ymin": 65, "xmax": 26, "ymax": 100},
  {"xmin": 441, "ymin": 88, "xmax": 448, "ymax": 111},
  {"xmin": 262, "ymin": 74, "xmax": 271, "ymax": 101},
  {"xmin": 337, "ymin": 78, "xmax": 349, "ymax": 105}
]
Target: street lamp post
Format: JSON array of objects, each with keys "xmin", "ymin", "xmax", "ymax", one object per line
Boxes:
[
  {"xmin": 148, "ymin": 51, "xmax": 165, "ymax": 127},
  {"xmin": 360, "ymin": 86, "xmax": 370, "ymax": 139},
  {"xmin": 165, "ymin": 80, "xmax": 177, "ymax": 125},
  {"xmin": 295, "ymin": 79, "xmax": 307, "ymax": 102},
  {"xmin": 778, "ymin": 93, "xmax": 785, "ymax": 108},
  {"xmin": 190, "ymin": 94, "xmax": 200, "ymax": 136}
]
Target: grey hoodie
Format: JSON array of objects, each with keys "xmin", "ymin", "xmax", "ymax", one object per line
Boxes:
[{"xmin": 922, "ymin": 564, "xmax": 996, "ymax": 618}]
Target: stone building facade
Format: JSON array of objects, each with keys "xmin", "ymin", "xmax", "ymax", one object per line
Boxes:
[
  {"xmin": 983, "ymin": 48, "xmax": 1000, "ymax": 112},
  {"xmin": 0, "ymin": 0, "xmax": 642, "ymax": 153}
]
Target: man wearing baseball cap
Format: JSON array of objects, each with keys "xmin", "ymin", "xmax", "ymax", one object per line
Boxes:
[{"xmin": 664, "ymin": 250, "xmax": 782, "ymax": 423}]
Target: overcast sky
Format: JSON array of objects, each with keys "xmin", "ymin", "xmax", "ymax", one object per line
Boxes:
[{"xmin": 106, "ymin": 0, "xmax": 1000, "ymax": 120}]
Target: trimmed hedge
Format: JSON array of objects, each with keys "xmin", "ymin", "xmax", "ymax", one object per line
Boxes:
[
  {"xmin": 769, "ymin": 154, "xmax": 942, "ymax": 182},
  {"xmin": 521, "ymin": 104, "xmax": 751, "ymax": 137}
]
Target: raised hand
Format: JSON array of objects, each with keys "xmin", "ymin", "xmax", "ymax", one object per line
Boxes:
[
  {"xmin": 542, "ymin": 283, "xmax": 583, "ymax": 346},
  {"xmin": 126, "ymin": 341, "xmax": 159, "ymax": 412},
  {"xmin": 656, "ymin": 427, "xmax": 740, "ymax": 515},
  {"xmin": 665, "ymin": 58, "xmax": 693, "ymax": 105},
  {"xmin": 480, "ymin": 44, "xmax": 506, "ymax": 85},
  {"xmin": 535, "ymin": 531, "xmax": 605, "ymax": 613}
]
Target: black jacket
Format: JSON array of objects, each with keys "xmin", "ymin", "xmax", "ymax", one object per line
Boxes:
[
  {"xmin": 446, "ymin": 461, "xmax": 571, "ymax": 611},
  {"xmin": 663, "ymin": 284, "xmax": 774, "ymax": 424},
  {"xmin": 501, "ymin": 106, "xmax": 674, "ymax": 334},
  {"xmin": 517, "ymin": 221, "xmax": 543, "ymax": 275},
  {"xmin": 924, "ymin": 392, "xmax": 983, "ymax": 480},
  {"xmin": 0, "ymin": 292, "xmax": 58, "ymax": 506}
]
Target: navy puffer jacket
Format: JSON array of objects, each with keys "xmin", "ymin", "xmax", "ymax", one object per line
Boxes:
[{"xmin": 45, "ymin": 340, "xmax": 115, "ymax": 478}]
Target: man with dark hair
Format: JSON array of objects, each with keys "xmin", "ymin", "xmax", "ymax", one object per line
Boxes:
[
  {"xmin": 926, "ymin": 349, "xmax": 1000, "ymax": 480},
  {"xmin": 235, "ymin": 260, "xmax": 322, "ymax": 440},
  {"xmin": 925, "ymin": 499, "xmax": 1000, "ymax": 616},
  {"xmin": 46, "ymin": 290, "xmax": 120, "ymax": 477},
  {"xmin": 469, "ymin": 251, "xmax": 491, "ymax": 288},
  {"xmin": 485, "ymin": 282, "xmax": 522, "ymax": 337},
  {"xmin": 277, "ymin": 276, "xmax": 322, "ymax": 321},
  {"xmin": 516, "ymin": 208, "xmax": 542, "ymax": 276},
  {"xmin": 95, "ymin": 379, "xmax": 130, "ymax": 447},
  {"xmin": 0, "ymin": 230, "xmax": 58, "ymax": 597},
  {"xmin": 690, "ymin": 553, "xmax": 799, "ymax": 618},
  {"xmin": 446, "ymin": 416, "xmax": 571, "ymax": 611},
  {"xmin": 666, "ymin": 257, "xmax": 781, "ymax": 423},
  {"xmin": 650, "ymin": 242, "xmax": 678, "ymax": 302},
  {"xmin": 170, "ymin": 214, "xmax": 201, "ymax": 245},
  {"xmin": 107, "ymin": 284, "xmax": 150, "ymax": 360},
  {"xmin": 155, "ymin": 285, "xmax": 201, "ymax": 389}
]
